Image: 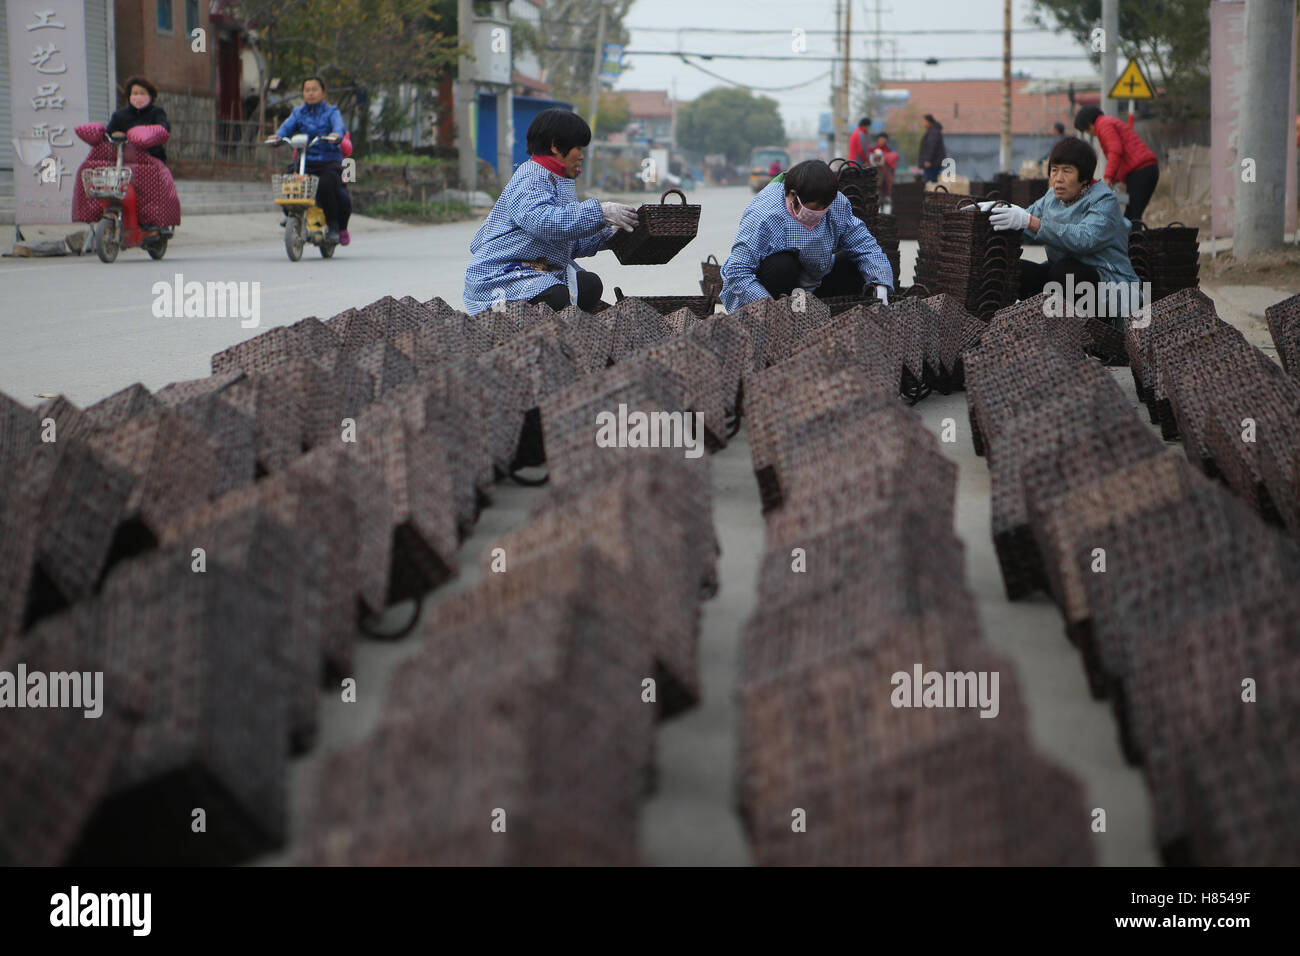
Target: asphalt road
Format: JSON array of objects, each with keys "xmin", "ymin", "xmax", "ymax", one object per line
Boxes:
[{"xmin": 1, "ymin": 185, "xmax": 756, "ymax": 407}]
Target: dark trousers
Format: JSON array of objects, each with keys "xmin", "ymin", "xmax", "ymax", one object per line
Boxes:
[
  {"xmin": 1018, "ymin": 256, "xmax": 1102, "ymax": 301},
  {"xmin": 304, "ymin": 161, "xmax": 351, "ymax": 231},
  {"xmin": 530, "ymin": 270, "xmax": 603, "ymax": 312},
  {"xmin": 1123, "ymin": 163, "xmax": 1159, "ymax": 222},
  {"xmin": 922, "ymin": 166, "xmax": 940, "ymax": 183},
  {"xmin": 757, "ymin": 250, "xmax": 866, "ymax": 300}
]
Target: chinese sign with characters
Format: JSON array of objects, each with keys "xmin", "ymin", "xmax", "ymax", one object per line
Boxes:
[{"xmin": 7, "ymin": 2, "xmax": 92, "ymax": 224}]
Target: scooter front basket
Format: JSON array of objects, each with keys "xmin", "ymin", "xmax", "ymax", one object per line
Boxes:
[
  {"xmin": 82, "ymin": 166, "xmax": 132, "ymax": 200},
  {"xmin": 273, "ymin": 173, "xmax": 319, "ymax": 202}
]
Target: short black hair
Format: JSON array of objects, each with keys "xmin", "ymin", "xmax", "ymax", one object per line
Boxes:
[
  {"xmin": 1053, "ymin": 121, "xmax": 1065, "ymax": 135},
  {"xmin": 1048, "ymin": 135, "xmax": 1097, "ymax": 182},
  {"xmin": 123, "ymin": 76, "xmax": 157, "ymax": 100},
  {"xmin": 784, "ymin": 159, "xmax": 838, "ymax": 206},
  {"xmin": 858, "ymin": 116, "xmax": 871, "ymax": 128},
  {"xmin": 923, "ymin": 113, "xmax": 936, "ymax": 124},
  {"xmin": 526, "ymin": 108, "xmax": 591, "ymax": 156},
  {"xmin": 876, "ymin": 132, "xmax": 889, "ymax": 140},
  {"xmin": 1074, "ymin": 105, "xmax": 1103, "ymax": 132},
  {"xmin": 303, "ymin": 75, "xmax": 327, "ymax": 94}
]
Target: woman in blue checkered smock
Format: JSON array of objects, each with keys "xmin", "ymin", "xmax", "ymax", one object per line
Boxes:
[
  {"xmin": 720, "ymin": 159, "xmax": 894, "ymax": 313},
  {"xmin": 463, "ymin": 110, "xmax": 639, "ymax": 315}
]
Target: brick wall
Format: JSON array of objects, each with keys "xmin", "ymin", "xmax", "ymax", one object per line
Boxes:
[{"xmin": 113, "ymin": 0, "xmax": 214, "ymax": 99}]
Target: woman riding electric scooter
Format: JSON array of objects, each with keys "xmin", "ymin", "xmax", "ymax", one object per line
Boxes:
[{"xmin": 269, "ymin": 76, "xmax": 352, "ymax": 245}]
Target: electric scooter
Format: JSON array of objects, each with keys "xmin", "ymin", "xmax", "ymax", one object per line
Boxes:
[
  {"xmin": 264, "ymin": 134, "xmax": 339, "ymax": 261},
  {"xmin": 81, "ymin": 131, "xmax": 172, "ymax": 263}
]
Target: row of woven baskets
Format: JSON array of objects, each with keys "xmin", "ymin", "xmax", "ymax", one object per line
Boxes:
[
  {"xmin": 1128, "ymin": 221, "xmax": 1200, "ymax": 302},
  {"xmin": 300, "ymin": 445, "xmax": 717, "ymax": 865},
  {"xmin": 1129, "ymin": 287, "xmax": 1300, "ymax": 538},
  {"xmin": 0, "ymin": 289, "xmax": 740, "ymax": 865},
  {"xmin": 965, "ymin": 292, "xmax": 1300, "ymax": 864},
  {"xmin": 735, "ymin": 334, "xmax": 1094, "ymax": 865},
  {"xmin": 1266, "ymin": 290, "xmax": 1300, "ymax": 390},
  {"xmin": 913, "ymin": 187, "xmax": 1023, "ymax": 320},
  {"xmin": 831, "ymin": 159, "xmax": 902, "ymax": 288}
]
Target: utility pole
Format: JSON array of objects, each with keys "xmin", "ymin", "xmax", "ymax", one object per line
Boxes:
[
  {"xmin": 588, "ymin": 1, "xmax": 607, "ymax": 130},
  {"xmin": 840, "ymin": 0, "xmax": 852, "ymax": 152},
  {"xmin": 585, "ymin": 1, "xmax": 607, "ymax": 191},
  {"xmin": 1234, "ymin": 0, "xmax": 1295, "ymax": 257},
  {"xmin": 1101, "ymin": 0, "xmax": 1118, "ymax": 118},
  {"xmin": 456, "ymin": 0, "xmax": 477, "ymax": 200},
  {"xmin": 1000, "ymin": 0, "xmax": 1011, "ymax": 173}
]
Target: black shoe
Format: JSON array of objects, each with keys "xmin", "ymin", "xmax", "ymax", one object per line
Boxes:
[{"xmin": 324, "ymin": 229, "xmax": 341, "ymax": 243}]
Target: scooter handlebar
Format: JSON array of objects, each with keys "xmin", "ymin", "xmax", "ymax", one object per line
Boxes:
[{"xmin": 264, "ymin": 135, "xmax": 336, "ymax": 147}]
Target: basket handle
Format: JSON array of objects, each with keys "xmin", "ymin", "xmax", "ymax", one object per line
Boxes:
[
  {"xmin": 705, "ymin": 254, "xmax": 719, "ymax": 265},
  {"xmin": 933, "ymin": 184, "xmax": 949, "ymax": 193},
  {"xmin": 660, "ymin": 188, "xmax": 687, "ymax": 205},
  {"xmin": 614, "ymin": 287, "xmax": 626, "ymax": 301},
  {"xmin": 1166, "ymin": 221, "xmax": 1185, "ymax": 229},
  {"xmin": 908, "ymin": 282, "xmax": 931, "ymax": 297}
]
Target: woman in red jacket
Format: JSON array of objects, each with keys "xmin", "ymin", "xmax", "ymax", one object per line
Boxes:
[{"xmin": 1075, "ymin": 105, "xmax": 1159, "ymax": 221}]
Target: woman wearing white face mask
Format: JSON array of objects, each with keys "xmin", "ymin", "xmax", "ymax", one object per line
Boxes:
[{"xmin": 720, "ymin": 159, "xmax": 894, "ymax": 312}]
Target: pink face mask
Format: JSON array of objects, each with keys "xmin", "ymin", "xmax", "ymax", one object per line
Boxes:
[{"xmin": 785, "ymin": 192, "xmax": 828, "ymax": 229}]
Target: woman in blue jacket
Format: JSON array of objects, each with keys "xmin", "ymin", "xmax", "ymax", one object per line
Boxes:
[
  {"xmin": 464, "ymin": 109, "xmax": 638, "ymax": 314},
  {"xmin": 720, "ymin": 159, "xmax": 894, "ymax": 313},
  {"xmin": 271, "ymin": 76, "xmax": 352, "ymax": 244},
  {"xmin": 990, "ymin": 136, "xmax": 1141, "ymax": 323}
]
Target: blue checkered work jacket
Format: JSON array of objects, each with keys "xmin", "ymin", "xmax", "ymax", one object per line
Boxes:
[
  {"xmin": 720, "ymin": 181, "xmax": 894, "ymax": 312},
  {"xmin": 463, "ymin": 160, "xmax": 616, "ymax": 314}
]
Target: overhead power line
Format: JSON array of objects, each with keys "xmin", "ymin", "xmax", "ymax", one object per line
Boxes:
[
  {"xmin": 624, "ymin": 26, "xmax": 1059, "ymax": 36},
  {"xmin": 675, "ymin": 54, "xmax": 832, "ymax": 91},
  {"xmin": 545, "ymin": 46, "xmax": 1096, "ymax": 63}
]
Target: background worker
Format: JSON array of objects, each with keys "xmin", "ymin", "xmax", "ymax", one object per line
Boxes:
[
  {"xmin": 847, "ymin": 116, "xmax": 874, "ymax": 165},
  {"xmin": 987, "ymin": 136, "xmax": 1140, "ymax": 327},
  {"xmin": 463, "ymin": 109, "xmax": 637, "ymax": 314},
  {"xmin": 919, "ymin": 114, "xmax": 947, "ymax": 183},
  {"xmin": 720, "ymin": 159, "xmax": 894, "ymax": 312},
  {"xmin": 868, "ymin": 132, "xmax": 900, "ymax": 211},
  {"xmin": 1074, "ymin": 105, "xmax": 1160, "ymax": 222}
]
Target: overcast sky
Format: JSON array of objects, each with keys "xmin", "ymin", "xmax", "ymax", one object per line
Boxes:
[{"xmin": 614, "ymin": 0, "xmax": 1098, "ymax": 137}]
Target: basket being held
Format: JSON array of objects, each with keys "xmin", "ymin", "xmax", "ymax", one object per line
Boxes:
[{"xmin": 608, "ymin": 188, "xmax": 701, "ymax": 265}]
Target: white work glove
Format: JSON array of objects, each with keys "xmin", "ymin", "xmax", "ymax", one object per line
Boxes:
[
  {"xmin": 874, "ymin": 285, "xmax": 889, "ymax": 305},
  {"xmin": 975, "ymin": 200, "xmax": 998, "ymax": 212},
  {"xmin": 990, "ymin": 203, "xmax": 1031, "ymax": 232},
  {"xmin": 601, "ymin": 201, "xmax": 638, "ymax": 232}
]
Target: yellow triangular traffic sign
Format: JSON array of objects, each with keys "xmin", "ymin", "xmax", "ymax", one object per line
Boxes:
[{"xmin": 1109, "ymin": 59, "xmax": 1154, "ymax": 100}]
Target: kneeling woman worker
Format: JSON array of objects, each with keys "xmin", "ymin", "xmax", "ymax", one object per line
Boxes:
[
  {"xmin": 720, "ymin": 159, "xmax": 894, "ymax": 313},
  {"xmin": 464, "ymin": 109, "xmax": 638, "ymax": 314},
  {"xmin": 989, "ymin": 136, "xmax": 1140, "ymax": 322}
]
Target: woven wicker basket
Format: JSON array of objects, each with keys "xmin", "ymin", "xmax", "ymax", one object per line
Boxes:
[
  {"xmin": 612, "ymin": 288, "xmax": 716, "ymax": 317},
  {"xmin": 1265, "ymin": 291, "xmax": 1300, "ymax": 383},
  {"xmin": 0, "ymin": 602, "xmax": 136, "ymax": 865},
  {"xmin": 700, "ymin": 253, "xmax": 723, "ymax": 297},
  {"xmin": 607, "ymin": 188, "xmax": 701, "ymax": 265},
  {"xmin": 65, "ymin": 552, "xmax": 291, "ymax": 865}
]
